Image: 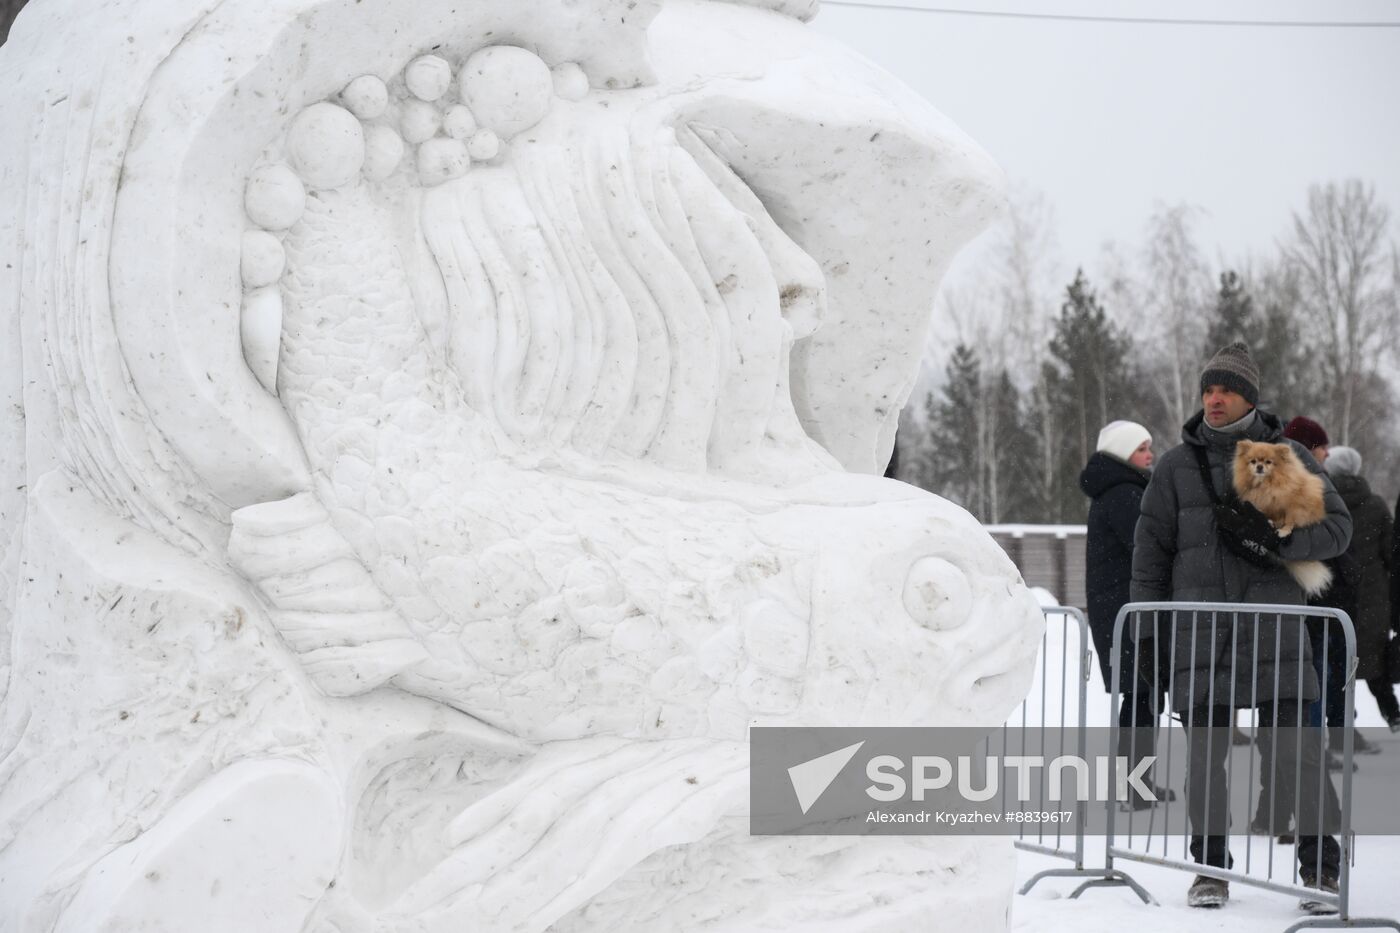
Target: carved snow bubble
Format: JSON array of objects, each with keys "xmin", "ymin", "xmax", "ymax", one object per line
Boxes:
[
  {"xmin": 458, "ymin": 46, "xmax": 553, "ymax": 139},
  {"xmin": 362, "ymin": 125, "xmax": 406, "ymax": 181},
  {"xmin": 244, "ymin": 163, "xmax": 305, "ymax": 230},
  {"xmin": 405, "ymin": 54, "xmax": 453, "ymax": 102},
  {"xmin": 416, "ymin": 137, "xmax": 470, "ymax": 186},
  {"xmin": 340, "ymin": 74, "xmax": 389, "ymax": 120},
  {"xmin": 399, "ymin": 99, "xmax": 442, "ymax": 144},
  {"xmin": 467, "ymin": 129, "xmax": 500, "ymax": 162},
  {"xmin": 442, "ymin": 105, "xmax": 477, "ymax": 140},
  {"xmin": 287, "ymin": 103, "xmax": 365, "ymax": 190},
  {"xmin": 240, "ymin": 230, "xmax": 286, "ymax": 288},
  {"xmin": 902, "ymin": 556, "xmax": 972, "ymax": 631}
]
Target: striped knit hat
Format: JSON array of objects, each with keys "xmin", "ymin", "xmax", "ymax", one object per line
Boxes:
[{"xmin": 1200, "ymin": 342, "xmax": 1260, "ymax": 406}]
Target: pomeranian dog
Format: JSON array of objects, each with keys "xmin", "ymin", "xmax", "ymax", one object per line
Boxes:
[{"xmin": 1232, "ymin": 440, "xmax": 1332, "ymax": 596}]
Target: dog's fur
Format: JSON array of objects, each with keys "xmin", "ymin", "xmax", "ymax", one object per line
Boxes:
[{"xmin": 1232, "ymin": 440, "xmax": 1332, "ymax": 596}]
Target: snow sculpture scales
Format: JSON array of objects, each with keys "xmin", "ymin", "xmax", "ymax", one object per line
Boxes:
[{"xmin": 0, "ymin": 0, "xmax": 1042, "ymax": 929}]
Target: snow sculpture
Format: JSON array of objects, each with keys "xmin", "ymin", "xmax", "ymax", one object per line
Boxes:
[{"xmin": 0, "ymin": 0, "xmax": 1040, "ymax": 930}]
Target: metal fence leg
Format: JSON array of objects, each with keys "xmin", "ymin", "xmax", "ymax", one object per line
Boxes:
[
  {"xmin": 1067, "ymin": 871, "xmax": 1158, "ymax": 905},
  {"xmin": 1281, "ymin": 917, "xmax": 1400, "ymax": 933},
  {"xmin": 1282, "ymin": 913, "xmax": 1400, "ymax": 930},
  {"xmin": 1014, "ymin": 606, "xmax": 1106, "ymax": 896},
  {"xmin": 1069, "ymin": 605, "xmax": 1158, "ymax": 906}
]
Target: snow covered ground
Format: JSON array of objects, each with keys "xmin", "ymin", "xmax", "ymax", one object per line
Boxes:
[{"xmin": 1009, "ymin": 590, "xmax": 1400, "ymax": 930}]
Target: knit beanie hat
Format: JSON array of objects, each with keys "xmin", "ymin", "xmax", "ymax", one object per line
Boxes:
[
  {"xmin": 1324, "ymin": 445, "xmax": 1361, "ymax": 477},
  {"xmin": 1283, "ymin": 416, "xmax": 1330, "ymax": 451},
  {"xmin": 1200, "ymin": 342, "xmax": 1260, "ymax": 406},
  {"xmin": 1096, "ymin": 420, "xmax": 1151, "ymax": 463}
]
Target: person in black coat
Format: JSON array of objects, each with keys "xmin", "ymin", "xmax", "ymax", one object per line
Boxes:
[
  {"xmin": 1325, "ymin": 448, "xmax": 1400, "ymax": 730},
  {"xmin": 1080, "ymin": 419, "xmax": 1170, "ymax": 803},
  {"xmin": 1392, "ymin": 488, "xmax": 1400, "ymax": 699}
]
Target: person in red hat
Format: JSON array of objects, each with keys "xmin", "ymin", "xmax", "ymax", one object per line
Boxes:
[
  {"xmin": 1283, "ymin": 416, "xmax": 1330, "ymax": 466},
  {"xmin": 1282, "ymin": 416, "xmax": 1363, "ymax": 748}
]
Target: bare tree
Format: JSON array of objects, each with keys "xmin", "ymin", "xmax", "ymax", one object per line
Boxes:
[
  {"xmin": 987, "ymin": 188, "xmax": 1063, "ymax": 522},
  {"xmin": 1285, "ymin": 180, "xmax": 1400, "ymax": 444},
  {"xmin": 991, "ymin": 188, "xmax": 1063, "ymax": 370},
  {"xmin": 1139, "ymin": 203, "xmax": 1213, "ymax": 435},
  {"xmin": 932, "ymin": 186, "xmax": 1063, "ymax": 382},
  {"xmin": 1236, "ymin": 257, "xmax": 1323, "ymax": 419}
]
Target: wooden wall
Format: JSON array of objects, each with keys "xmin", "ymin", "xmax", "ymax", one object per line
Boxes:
[{"xmin": 986, "ymin": 525, "xmax": 1088, "ymax": 611}]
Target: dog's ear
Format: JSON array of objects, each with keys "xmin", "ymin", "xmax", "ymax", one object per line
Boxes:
[{"xmin": 1275, "ymin": 444, "xmax": 1294, "ymax": 462}]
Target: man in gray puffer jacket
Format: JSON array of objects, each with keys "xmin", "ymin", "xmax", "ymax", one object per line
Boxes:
[{"xmin": 1130, "ymin": 343, "xmax": 1352, "ymax": 911}]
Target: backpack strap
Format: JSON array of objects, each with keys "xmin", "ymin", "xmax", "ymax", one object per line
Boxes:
[{"xmin": 1190, "ymin": 443, "xmax": 1223, "ymax": 505}]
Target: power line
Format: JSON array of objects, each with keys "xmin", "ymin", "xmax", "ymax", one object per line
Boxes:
[{"xmin": 821, "ymin": 0, "xmax": 1400, "ymax": 28}]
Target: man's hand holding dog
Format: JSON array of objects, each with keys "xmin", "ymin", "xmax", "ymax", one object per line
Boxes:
[{"xmin": 1217, "ymin": 498, "xmax": 1285, "ymax": 556}]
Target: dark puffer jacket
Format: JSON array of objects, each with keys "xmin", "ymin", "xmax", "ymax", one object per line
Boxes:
[
  {"xmin": 1392, "ymin": 491, "xmax": 1400, "ymax": 634},
  {"xmin": 1131, "ymin": 409, "xmax": 1353, "ymax": 711},
  {"xmin": 1330, "ymin": 474, "xmax": 1393, "ymax": 682},
  {"xmin": 1080, "ymin": 452, "xmax": 1150, "ymax": 690}
]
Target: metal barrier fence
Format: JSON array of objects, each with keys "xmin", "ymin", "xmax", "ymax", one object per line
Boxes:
[
  {"xmin": 1005, "ymin": 605, "xmax": 1115, "ymax": 894},
  {"xmin": 1077, "ymin": 601, "xmax": 1400, "ymax": 932}
]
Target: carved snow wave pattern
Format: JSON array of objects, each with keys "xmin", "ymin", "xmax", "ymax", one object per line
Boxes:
[{"xmin": 417, "ymin": 120, "xmax": 833, "ymax": 480}]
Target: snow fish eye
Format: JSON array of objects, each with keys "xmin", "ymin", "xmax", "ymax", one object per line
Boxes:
[{"xmin": 902, "ymin": 557, "xmax": 972, "ymax": 632}]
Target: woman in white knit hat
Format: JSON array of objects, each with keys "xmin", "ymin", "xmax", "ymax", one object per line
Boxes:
[{"xmin": 1079, "ymin": 420, "xmax": 1173, "ymax": 806}]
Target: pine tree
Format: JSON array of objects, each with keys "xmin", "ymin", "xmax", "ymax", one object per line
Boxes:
[
  {"xmin": 931, "ymin": 344, "xmax": 983, "ymax": 514},
  {"xmin": 1251, "ymin": 266, "xmax": 1322, "ymax": 419},
  {"xmin": 986, "ymin": 369, "xmax": 1037, "ymax": 523},
  {"xmin": 1043, "ymin": 270, "xmax": 1140, "ymax": 521},
  {"xmin": 1028, "ymin": 370, "xmax": 1059, "ymax": 524},
  {"xmin": 897, "ymin": 392, "xmax": 941, "ymax": 493},
  {"xmin": 923, "ymin": 349, "xmax": 1040, "ymax": 523},
  {"xmin": 1204, "ymin": 270, "xmax": 1258, "ymax": 355}
]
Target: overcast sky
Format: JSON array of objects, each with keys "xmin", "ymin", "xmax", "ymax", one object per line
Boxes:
[{"xmin": 810, "ymin": 0, "xmax": 1400, "ymax": 285}]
